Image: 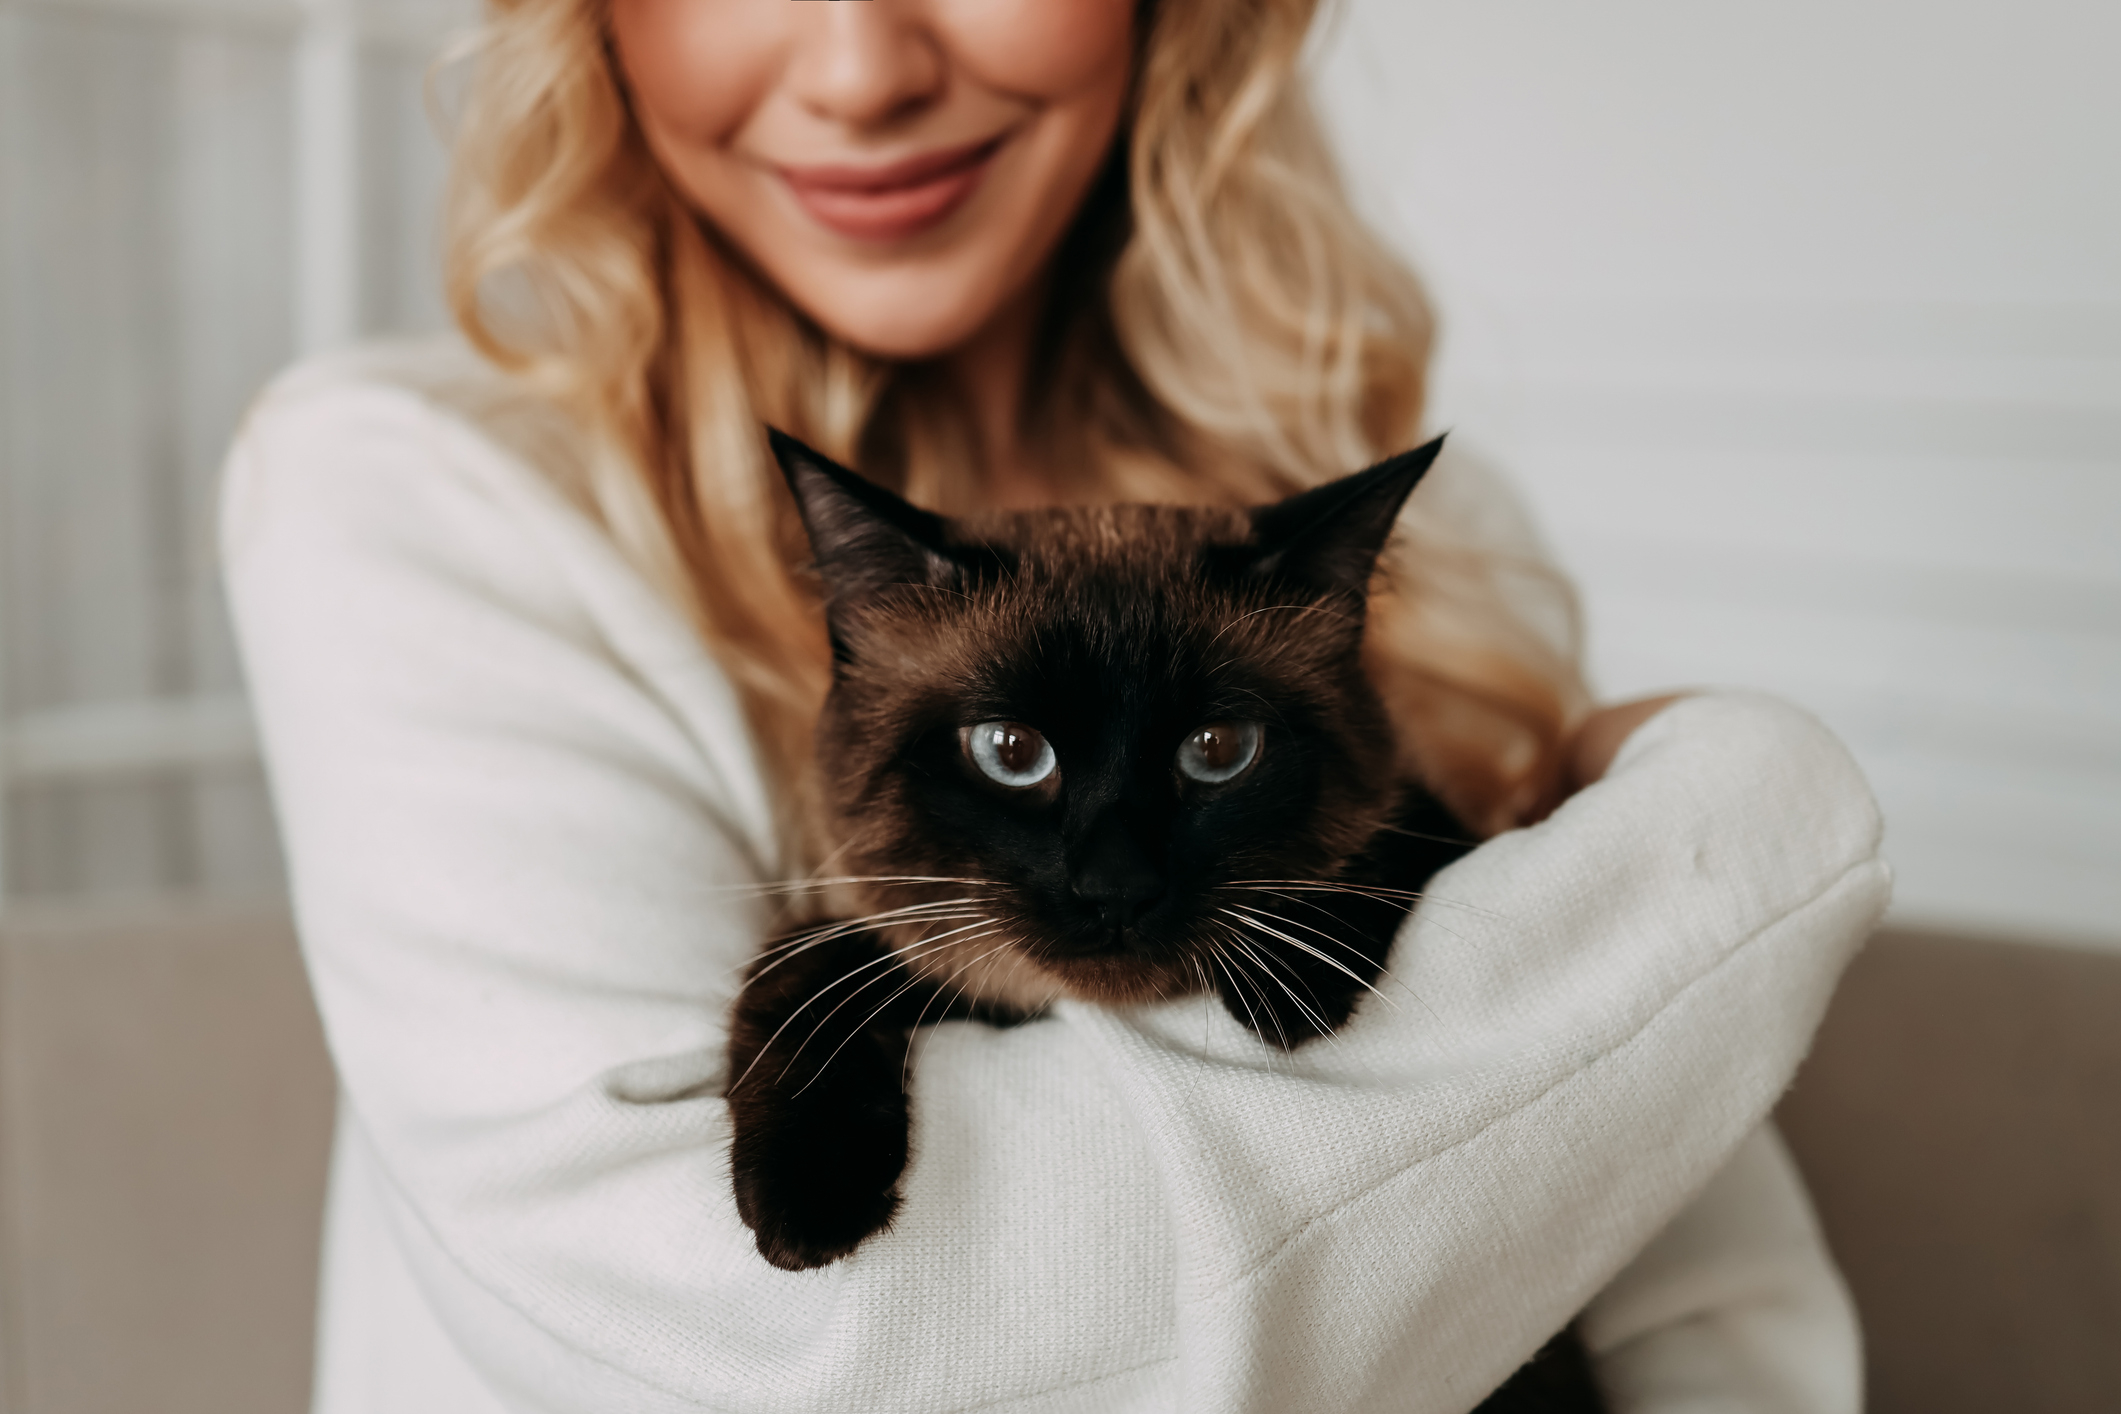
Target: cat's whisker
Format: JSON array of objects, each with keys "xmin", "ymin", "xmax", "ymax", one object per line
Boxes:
[
  {"xmin": 1223, "ymin": 896, "xmax": 1414, "ymax": 974},
  {"xmin": 791, "ymin": 927, "xmax": 1013, "ymax": 1101},
  {"xmin": 1220, "ymin": 906, "xmax": 1402, "ymax": 1014},
  {"xmin": 902, "ymin": 926, "xmax": 1010, "ymax": 1009},
  {"xmin": 718, "ymin": 874, "xmax": 997, "ymax": 899},
  {"xmin": 729, "ymin": 923, "xmax": 988, "ymax": 1094},
  {"xmin": 772, "ymin": 911, "xmax": 1001, "ymax": 1076},
  {"xmin": 1225, "ymin": 882, "xmax": 1496, "ymax": 944},
  {"xmin": 1221, "ymin": 905, "xmax": 1396, "ymax": 1003},
  {"xmin": 1370, "ymin": 823, "xmax": 1481, "ymax": 848},
  {"xmin": 950, "ymin": 937, "xmax": 1018, "ymax": 1006},
  {"xmin": 1218, "ymin": 925, "xmax": 1335, "ymax": 1041},
  {"xmin": 1222, "ymin": 893, "xmax": 1376, "ymax": 948},
  {"xmin": 1228, "ymin": 889, "xmax": 1415, "ymax": 927},
  {"xmin": 900, "ymin": 931, "xmax": 1008, "ymax": 1087},
  {"xmin": 1226, "ymin": 879, "xmax": 1429, "ymax": 905},
  {"xmin": 786, "ymin": 971, "xmax": 938, "ymax": 1100},
  {"xmin": 1226, "ymin": 899, "xmax": 1441, "ymax": 1020},
  {"xmin": 888, "ymin": 916, "xmax": 1010, "ymax": 963},
  {"xmin": 906, "ymin": 939, "xmax": 1020, "ymax": 1086},
  {"xmin": 741, "ymin": 900, "xmax": 987, "ymax": 983},
  {"xmin": 1227, "ymin": 887, "xmax": 1402, "ymax": 944},
  {"xmin": 1208, "ymin": 601, "xmax": 1355, "ymax": 649},
  {"xmin": 751, "ymin": 909, "xmax": 982, "ymax": 968},
  {"xmin": 901, "ymin": 927, "xmax": 1004, "ymax": 1028},
  {"xmin": 1210, "ymin": 928, "xmax": 1301, "ymax": 1054},
  {"xmin": 728, "ymin": 955, "xmax": 899, "ymax": 1097},
  {"xmin": 1228, "ymin": 878, "xmax": 1501, "ymax": 922},
  {"xmin": 736, "ymin": 915, "xmax": 985, "ymax": 1003},
  {"xmin": 808, "ymin": 834, "xmax": 861, "ymax": 881},
  {"xmin": 764, "ymin": 924, "xmax": 998, "ymax": 1092},
  {"xmin": 1206, "ymin": 947, "xmax": 1278, "ymax": 1054},
  {"xmin": 755, "ymin": 896, "xmax": 988, "ymax": 950},
  {"xmin": 1243, "ymin": 938, "xmax": 1338, "ymax": 1040},
  {"xmin": 1190, "ymin": 956, "xmax": 1216, "ymax": 1049}
]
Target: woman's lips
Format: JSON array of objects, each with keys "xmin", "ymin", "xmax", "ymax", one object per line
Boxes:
[{"xmin": 778, "ymin": 136, "xmax": 1006, "ymax": 242}]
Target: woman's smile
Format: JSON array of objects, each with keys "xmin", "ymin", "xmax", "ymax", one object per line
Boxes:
[
  {"xmin": 609, "ymin": 0, "xmax": 1134, "ymax": 359},
  {"xmin": 776, "ymin": 134, "xmax": 1012, "ymax": 243}
]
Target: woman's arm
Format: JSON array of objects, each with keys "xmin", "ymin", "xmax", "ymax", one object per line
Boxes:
[
  {"xmin": 227, "ymin": 359, "xmax": 1887, "ymax": 1413},
  {"xmin": 1563, "ymin": 694, "xmax": 1864, "ymax": 1414},
  {"xmin": 1384, "ymin": 443, "xmax": 1866, "ymax": 1412},
  {"xmin": 1582, "ymin": 1125, "xmax": 1862, "ymax": 1412},
  {"xmin": 225, "ymin": 364, "xmax": 1182, "ymax": 1412}
]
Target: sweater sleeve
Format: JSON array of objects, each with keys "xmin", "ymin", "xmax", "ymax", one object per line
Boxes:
[
  {"xmin": 1582, "ymin": 1125, "xmax": 1863, "ymax": 1413},
  {"xmin": 223, "ymin": 366, "xmax": 1185, "ymax": 1413},
  {"xmin": 224, "ymin": 356, "xmax": 1887, "ymax": 1414}
]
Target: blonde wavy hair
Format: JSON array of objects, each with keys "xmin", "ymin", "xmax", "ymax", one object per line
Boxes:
[{"xmin": 444, "ymin": 0, "xmax": 1587, "ymax": 855}]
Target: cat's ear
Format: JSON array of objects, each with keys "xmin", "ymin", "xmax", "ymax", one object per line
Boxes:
[
  {"xmin": 1247, "ymin": 434, "xmax": 1446, "ymax": 597},
  {"xmin": 768, "ymin": 428, "xmax": 961, "ymax": 605}
]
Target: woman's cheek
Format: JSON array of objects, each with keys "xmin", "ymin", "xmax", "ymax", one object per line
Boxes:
[
  {"xmin": 609, "ymin": 0, "xmax": 786, "ymax": 146},
  {"xmin": 930, "ymin": 0, "xmax": 1135, "ymax": 99}
]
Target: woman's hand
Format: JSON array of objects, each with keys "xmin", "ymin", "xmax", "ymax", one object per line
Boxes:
[{"xmin": 1565, "ymin": 693, "xmax": 1687, "ymax": 794}]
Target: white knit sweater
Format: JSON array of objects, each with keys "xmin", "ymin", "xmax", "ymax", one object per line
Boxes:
[{"xmin": 223, "ymin": 341, "xmax": 1886, "ymax": 1414}]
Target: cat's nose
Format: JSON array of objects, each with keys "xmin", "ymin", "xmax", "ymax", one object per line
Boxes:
[
  {"xmin": 1076, "ymin": 871, "xmax": 1164, "ymax": 929},
  {"xmin": 1075, "ymin": 868, "xmax": 1165, "ymax": 929},
  {"xmin": 1072, "ymin": 818, "xmax": 1166, "ymax": 929}
]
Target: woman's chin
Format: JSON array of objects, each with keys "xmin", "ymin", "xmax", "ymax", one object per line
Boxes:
[
  {"xmin": 803, "ymin": 297, "xmax": 994, "ymax": 363},
  {"xmin": 761, "ymin": 254, "xmax": 1020, "ymax": 363}
]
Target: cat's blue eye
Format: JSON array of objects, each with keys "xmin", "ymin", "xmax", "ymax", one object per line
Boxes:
[
  {"xmin": 1176, "ymin": 721, "xmax": 1262, "ymax": 784},
  {"xmin": 964, "ymin": 721, "xmax": 1057, "ymax": 789}
]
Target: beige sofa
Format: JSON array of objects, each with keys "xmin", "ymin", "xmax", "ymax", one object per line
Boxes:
[{"xmin": 0, "ymin": 907, "xmax": 2113, "ymax": 1413}]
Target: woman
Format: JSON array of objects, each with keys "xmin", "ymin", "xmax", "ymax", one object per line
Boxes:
[{"xmin": 224, "ymin": 1, "xmax": 1886, "ymax": 1410}]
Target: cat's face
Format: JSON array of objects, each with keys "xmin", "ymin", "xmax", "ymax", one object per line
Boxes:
[{"xmin": 774, "ymin": 433, "xmax": 1443, "ymax": 1011}]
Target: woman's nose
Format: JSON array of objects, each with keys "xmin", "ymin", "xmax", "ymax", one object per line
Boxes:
[{"xmin": 785, "ymin": 4, "xmax": 946, "ymax": 130}]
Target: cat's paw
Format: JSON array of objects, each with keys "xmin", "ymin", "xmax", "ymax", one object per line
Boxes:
[
  {"xmin": 729, "ymin": 1087, "xmax": 911, "ymax": 1272},
  {"xmin": 734, "ymin": 1163, "xmax": 903, "ymax": 1272}
]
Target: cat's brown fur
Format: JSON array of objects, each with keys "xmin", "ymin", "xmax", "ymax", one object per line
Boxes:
[
  {"xmin": 723, "ymin": 431, "xmax": 1462, "ymax": 1272},
  {"xmin": 810, "ymin": 500, "xmax": 1403, "ymax": 1013},
  {"xmin": 722, "ymin": 432, "xmax": 1604, "ymax": 1411}
]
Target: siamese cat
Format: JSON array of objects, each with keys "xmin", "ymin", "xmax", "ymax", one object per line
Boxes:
[{"xmin": 725, "ymin": 431, "xmax": 1600, "ymax": 1411}]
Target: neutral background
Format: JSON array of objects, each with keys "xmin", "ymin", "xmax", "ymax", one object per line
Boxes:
[
  {"xmin": 1314, "ymin": 0, "xmax": 2121, "ymax": 949},
  {"xmin": 1, "ymin": 0, "xmax": 2114, "ymax": 945},
  {"xmin": 0, "ymin": 1, "xmax": 2115, "ymax": 1411}
]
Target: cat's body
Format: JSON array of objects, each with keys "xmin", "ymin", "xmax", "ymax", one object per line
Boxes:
[{"xmin": 725, "ymin": 432, "xmax": 1603, "ymax": 1412}]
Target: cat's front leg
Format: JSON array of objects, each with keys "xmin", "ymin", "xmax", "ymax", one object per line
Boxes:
[{"xmin": 724, "ymin": 929, "xmax": 928, "ymax": 1271}]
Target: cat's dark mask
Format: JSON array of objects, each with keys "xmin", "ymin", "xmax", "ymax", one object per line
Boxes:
[{"xmin": 769, "ymin": 429, "xmax": 1445, "ymax": 1010}]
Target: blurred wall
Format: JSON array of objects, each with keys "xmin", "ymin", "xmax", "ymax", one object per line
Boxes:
[
  {"xmin": 0, "ymin": 0, "xmax": 2114, "ymax": 947},
  {"xmin": 0, "ymin": 0, "xmax": 469, "ymax": 907},
  {"xmin": 1314, "ymin": 0, "xmax": 2121, "ymax": 949}
]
